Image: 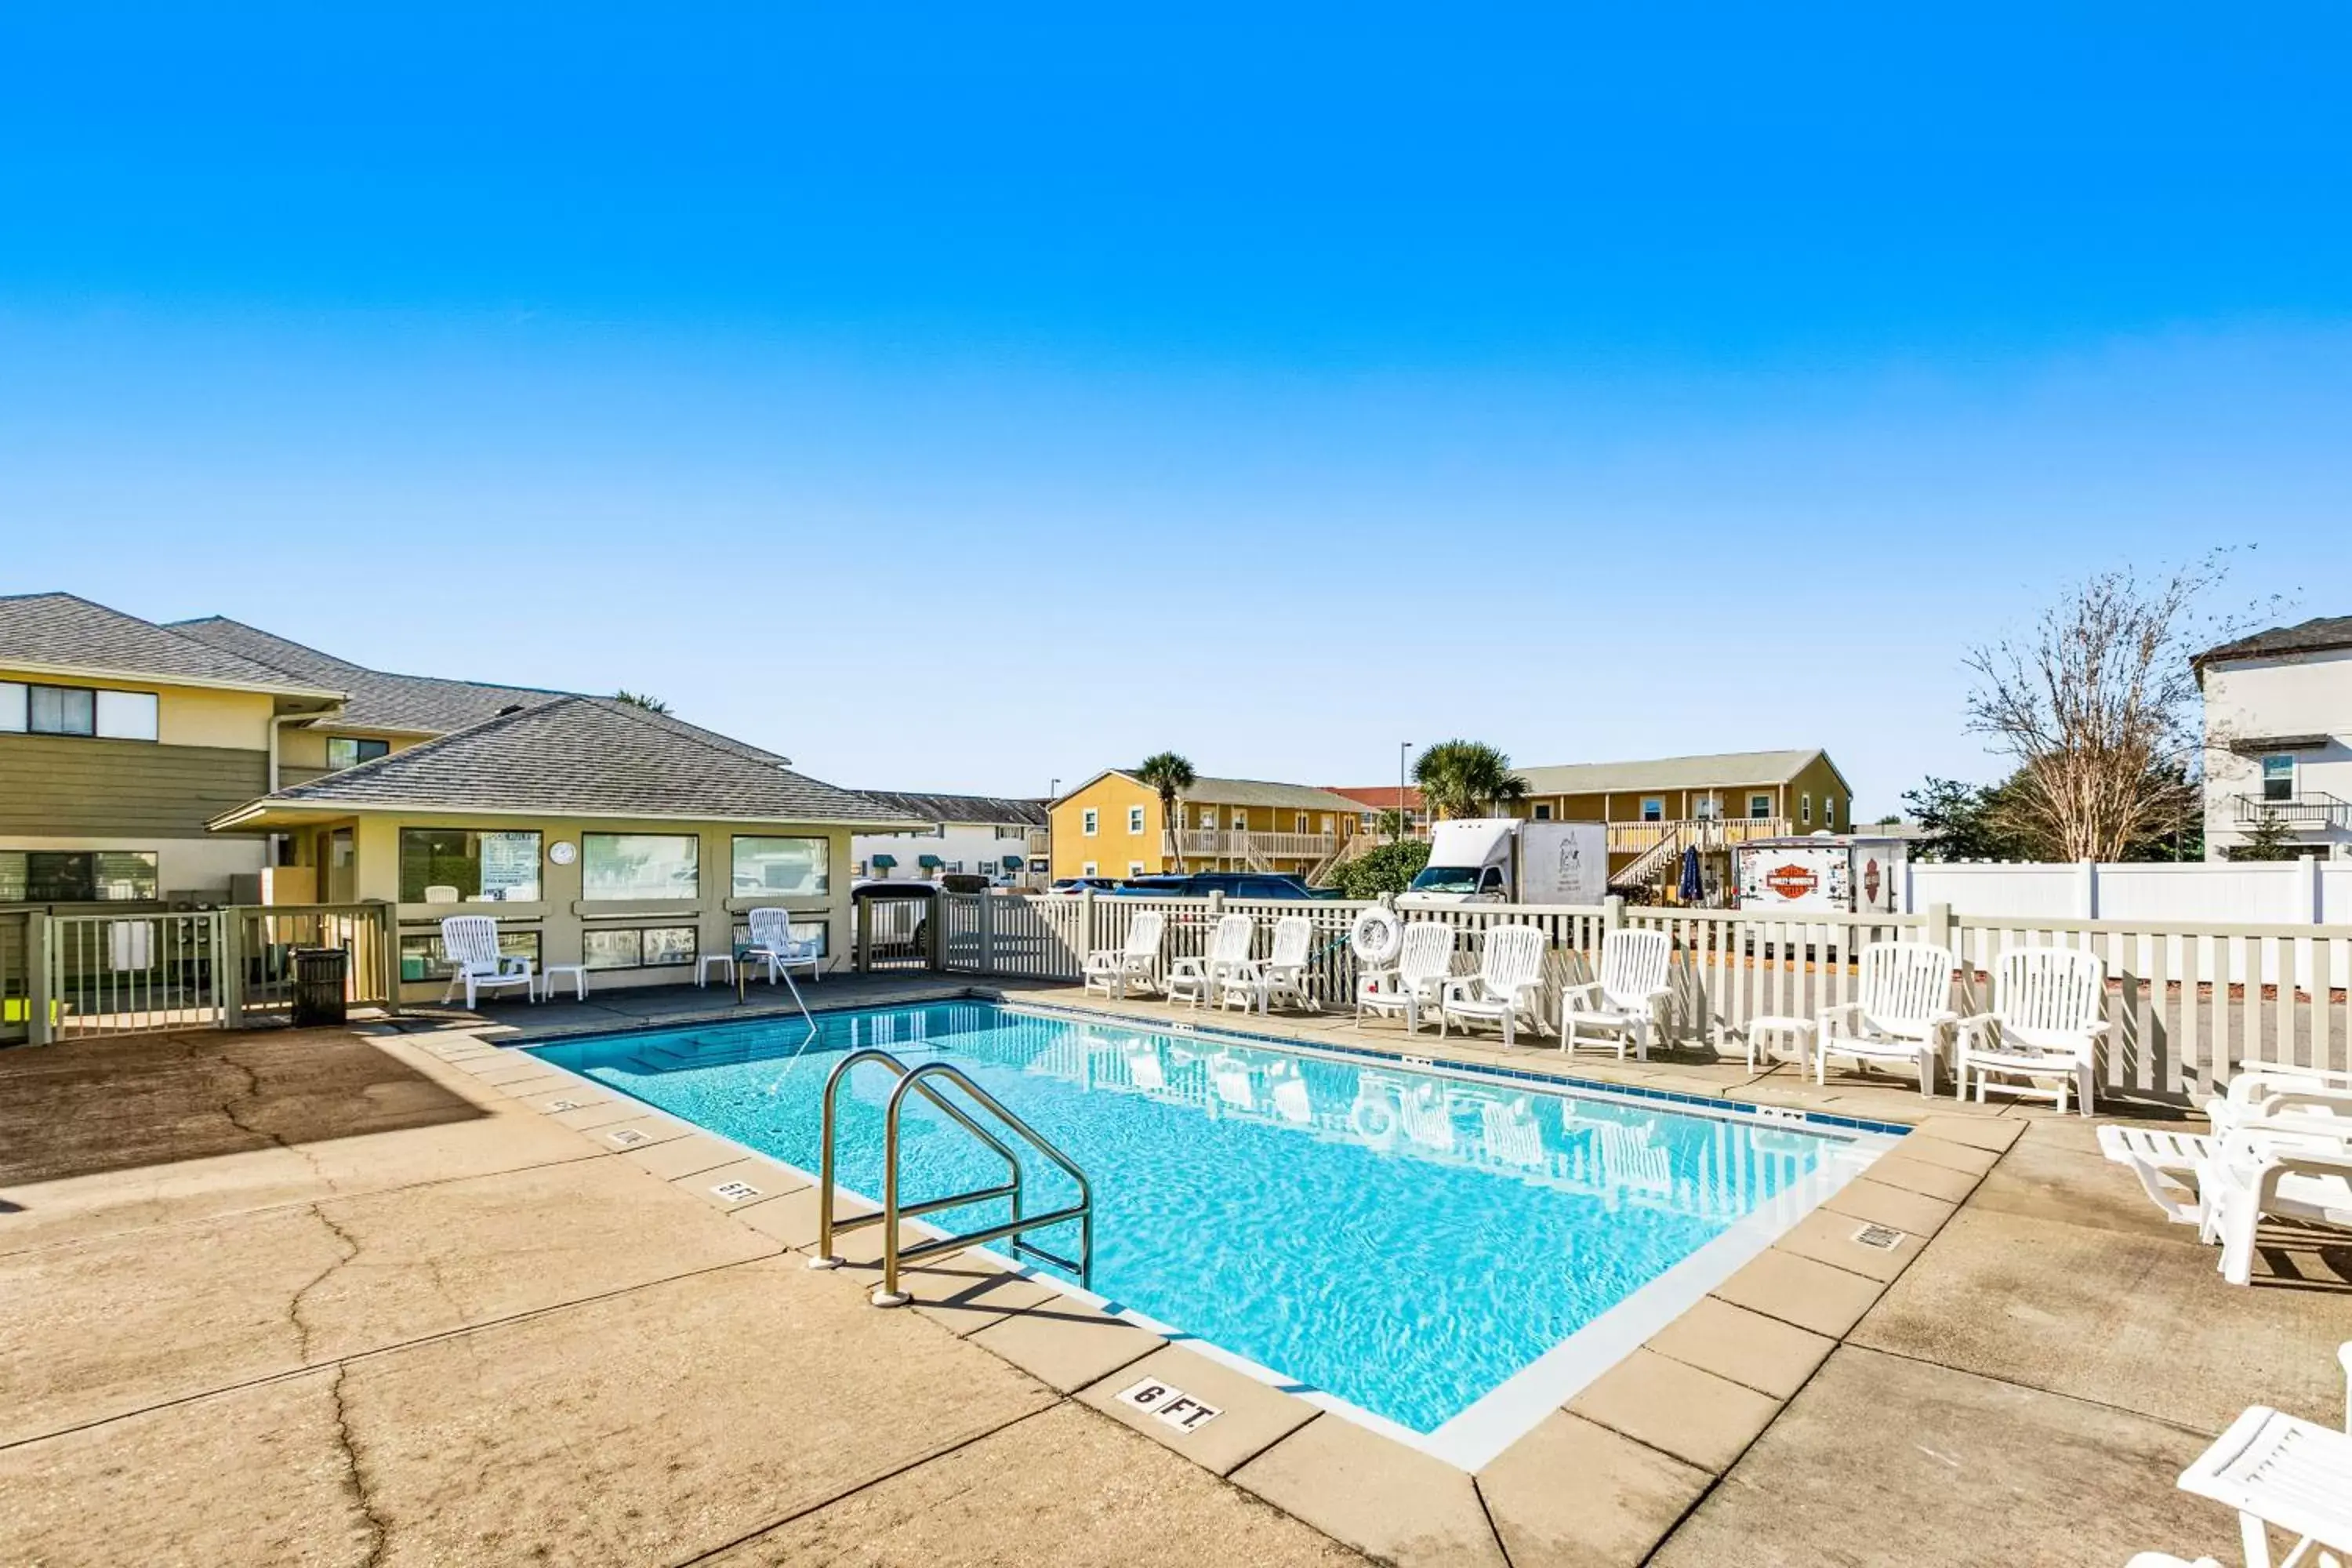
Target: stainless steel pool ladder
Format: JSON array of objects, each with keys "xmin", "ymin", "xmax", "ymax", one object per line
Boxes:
[{"xmin": 807, "ymin": 1048, "xmax": 1094, "ymax": 1308}]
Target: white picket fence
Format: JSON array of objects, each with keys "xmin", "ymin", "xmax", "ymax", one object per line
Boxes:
[{"xmin": 938, "ymin": 890, "xmax": 2352, "ymax": 1105}]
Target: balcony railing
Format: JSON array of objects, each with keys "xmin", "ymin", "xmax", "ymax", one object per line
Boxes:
[
  {"xmin": 1606, "ymin": 817, "xmax": 1793, "ymax": 855},
  {"xmin": 2233, "ymin": 792, "xmax": 2350, "ymax": 831},
  {"xmin": 1176, "ymin": 829, "xmax": 1339, "ymax": 861}
]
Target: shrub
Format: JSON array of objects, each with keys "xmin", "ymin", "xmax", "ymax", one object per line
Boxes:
[{"xmin": 1330, "ymin": 839, "xmax": 1430, "ymax": 899}]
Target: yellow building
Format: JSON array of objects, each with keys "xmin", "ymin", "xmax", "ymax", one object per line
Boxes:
[
  {"xmin": 1508, "ymin": 749, "xmax": 1854, "ymax": 887},
  {"xmin": 1047, "ymin": 771, "xmax": 1366, "ymax": 882}
]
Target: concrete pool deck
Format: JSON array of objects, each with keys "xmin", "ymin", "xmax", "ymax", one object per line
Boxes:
[{"xmin": 3, "ymin": 978, "xmax": 2348, "ymax": 1565}]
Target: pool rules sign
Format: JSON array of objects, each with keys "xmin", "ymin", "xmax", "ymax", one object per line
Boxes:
[{"xmin": 1116, "ymin": 1377, "xmax": 1224, "ymax": 1435}]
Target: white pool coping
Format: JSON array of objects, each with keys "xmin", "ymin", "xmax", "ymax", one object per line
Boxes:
[{"xmin": 512, "ymin": 996, "xmax": 1900, "ymax": 1472}]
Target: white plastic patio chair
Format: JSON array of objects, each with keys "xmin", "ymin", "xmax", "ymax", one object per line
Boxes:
[
  {"xmin": 1356, "ymin": 921, "xmax": 1454, "ymax": 1033},
  {"xmin": 743, "ymin": 907, "xmax": 823, "ymax": 986},
  {"xmin": 1167, "ymin": 914, "xmax": 1255, "ymax": 1009},
  {"xmin": 1815, "ymin": 942, "xmax": 1958, "ymax": 1098},
  {"xmin": 1437, "ymin": 924, "xmax": 1549, "ymax": 1049},
  {"xmin": 2173, "ymin": 1348, "xmax": 2352, "ymax": 1568},
  {"xmin": 1222, "ymin": 914, "xmax": 1319, "ymax": 1014},
  {"xmin": 1560, "ymin": 929, "xmax": 1674, "ymax": 1061},
  {"xmin": 1083, "ymin": 910, "xmax": 1166, "ymax": 1000},
  {"xmin": 2103, "ymin": 1118, "xmax": 2352, "ymax": 1230},
  {"xmin": 1951, "ymin": 946, "xmax": 2109, "ymax": 1115},
  {"xmin": 437, "ymin": 914, "xmax": 535, "ymax": 1009}
]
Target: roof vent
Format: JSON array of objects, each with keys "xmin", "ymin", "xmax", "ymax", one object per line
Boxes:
[{"xmin": 496, "ymin": 703, "xmax": 527, "ymax": 715}]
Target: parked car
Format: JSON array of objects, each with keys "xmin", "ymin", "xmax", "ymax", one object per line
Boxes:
[
  {"xmin": 1111, "ymin": 873, "xmax": 1340, "ymax": 900},
  {"xmin": 1049, "ymin": 877, "xmax": 1123, "ymax": 893}
]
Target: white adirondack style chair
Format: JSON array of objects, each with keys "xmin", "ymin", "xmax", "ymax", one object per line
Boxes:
[
  {"xmin": 1815, "ymin": 942, "xmax": 1957, "ymax": 1098},
  {"xmin": 1356, "ymin": 921, "xmax": 1455, "ymax": 1033},
  {"xmin": 1951, "ymin": 946, "xmax": 2108, "ymax": 1114},
  {"xmin": 1222, "ymin": 914, "xmax": 1319, "ymax": 1014},
  {"xmin": 743, "ymin": 906, "xmax": 824, "ymax": 986},
  {"xmin": 1167, "ymin": 913, "xmax": 1255, "ymax": 1009},
  {"xmin": 437, "ymin": 914, "xmax": 535, "ymax": 1009},
  {"xmin": 1560, "ymin": 929, "xmax": 1675, "ymax": 1061},
  {"xmin": 1438, "ymin": 924, "xmax": 1549, "ymax": 1049},
  {"xmin": 1083, "ymin": 909, "xmax": 1166, "ymax": 1000}
]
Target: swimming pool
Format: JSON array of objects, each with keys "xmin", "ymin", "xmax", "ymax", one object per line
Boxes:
[{"xmin": 527, "ymin": 1000, "xmax": 1893, "ymax": 1466}]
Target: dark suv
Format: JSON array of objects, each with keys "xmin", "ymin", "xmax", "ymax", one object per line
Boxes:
[{"xmin": 1111, "ymin": 873, "xmax": 1338, "ymax": 899}]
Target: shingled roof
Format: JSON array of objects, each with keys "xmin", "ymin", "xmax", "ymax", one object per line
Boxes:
[
  {"xmin": 167, "ymin": 615, "xmax": 574, "ymax": 735},
  {"xmin": 0, "ymin": 593, "xmax": 342, "ymax": 696},
  {"xmin": 851, "ymin": 790, "xmax": 1050, "ymax": 828},
  {"xmin": 212, "ymin": 697, "xmax": 917, "ymax": 827},
  {"xmin": 2194, "ymin": 615, "xmax": 2352, "ymax": 670},
  {"xmin": 1512, "ymin": 749, "xmax": 1835, "ymax": 797}
]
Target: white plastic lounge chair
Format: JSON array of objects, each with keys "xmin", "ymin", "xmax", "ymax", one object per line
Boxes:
[
  {"xmin": 1816, "ymin": 942, "xmax": 1958, "ymax": 1098},
  {"xmin": 2103, "ymin": 1118, "xmax": 2352, "ymax": 1229},
  {"xmin": 743, "ymin": 907, "xmax": 823, "ymax": 986},
  {"xmin": 1356, "ymin": 921, "xmax": 1454, "ymax": 1033},
  {"xmin": 1222, "ymin": 914, "xmax": 1318, "ymax": 1014},
  {"xmin": 1167, "ymin": 914, "xmax": 1255, "ymax": 1009},
  {"xmin": 2205, "ymin": 1138, "xmax": 2352, "ymax": 1287},
  {"xmin": 1560, "ymin": 929, "xmax": 1674, "ymax": 1061},
  {"xmin": 1437, "ymin": 925, "xmax": 1549, "ymax": 1049},
  {"xmin": 1951, "ymin": 946, "xmax": 2109, "ymax": 1115},
  {"xmin": 1083, "ymin": 910, "xmax": 1166, "ymax": 1000},
  {"xmin": 2176, "ymin": 1381, "xmax": 2352, "ymax": 1567},
  {"xmin": 437, "ymin": 914, "xmax": 534, "ymax": 1009},
  {"xmin": 2209, "ymin": 1066, "xmax": 2352, "ymax": 1141}
]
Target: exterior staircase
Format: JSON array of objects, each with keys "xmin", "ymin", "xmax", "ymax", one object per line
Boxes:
[{"xmin": 1609, "ymin": 822, "xmax": 1684, "ymax": 893}]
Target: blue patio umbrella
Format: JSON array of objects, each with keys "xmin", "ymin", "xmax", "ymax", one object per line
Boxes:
[{"xmin": 1678, "ymin": 844, "xmax": 1704, "ymax": 905}]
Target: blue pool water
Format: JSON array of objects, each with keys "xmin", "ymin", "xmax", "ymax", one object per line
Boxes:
[{"xmin": 529, "ymin": 1001, "xmax": 1864, "ymax": 1439}]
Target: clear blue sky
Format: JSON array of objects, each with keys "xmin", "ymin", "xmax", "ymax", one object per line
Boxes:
[{"xmin": 4, "ymin": 5, "xmax": 2347, "ymax": 811}]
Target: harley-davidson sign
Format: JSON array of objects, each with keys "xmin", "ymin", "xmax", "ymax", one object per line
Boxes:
[
  {"xmin": 1863, "ymin": 858, "xmax": 1882, "ymax": 906},
  {"xmin": 1764, "ymin": 863, "xmax": 1819, "ymax": 900}
]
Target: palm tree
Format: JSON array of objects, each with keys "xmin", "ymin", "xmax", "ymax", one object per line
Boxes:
[
  {"xmin": 1413, "ymin": 740, "xmax": 1529, "ymax": 820},
  {"xmin": 612, "ymin": 690, "xmax": 672, "ymax": 715},
  {"xmin": 1134, "ymin": 752, "xmax": 1197, "ymax": 871}
]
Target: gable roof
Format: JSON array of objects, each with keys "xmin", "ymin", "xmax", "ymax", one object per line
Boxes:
[
  {"xmin": 852, "ymin": 790, "xmax": 1050, "ymax": 828},
  {"xmin": 209, "ymin": 696, "xmax": 916, "ymax": 828},
  {"xmin": 2194, "ymin": 615, "xmax": 2352, "ymax": 670},
  {"xmin": 1512, "ymin": 749, "xmax": 1838, "ymax": 798},
  {"xmin": 0, "ymin": 593, "xmax": 343, "ymax": 699},
  {"xmin": 1324, "ymin": 786, "xmax": 1424, "ymax": 812}
]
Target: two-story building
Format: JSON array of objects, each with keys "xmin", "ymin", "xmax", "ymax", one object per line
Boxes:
[
  {"xmin": 2196, "ymin": 615, "xmax": 2352, "ymax": 861},
  {"xmin": 1047, "ymin": 772, "xmax": 1365, "ymax": 882},
  {"xmin": 849, "ymin": 791, "xmax": 1051, "ymax": 884},
  {"xmin": 1330, "ymin": 748, "xmax": 1851, "ymax": 890},
  {"xmin": 1, "ymin": 593, "xmax": 347, "ymax": 904}
]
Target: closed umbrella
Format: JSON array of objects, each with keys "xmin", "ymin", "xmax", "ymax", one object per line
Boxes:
[{"xmin": 1678, "ymin": 844, "xmax": 1704, "ymax": 905}]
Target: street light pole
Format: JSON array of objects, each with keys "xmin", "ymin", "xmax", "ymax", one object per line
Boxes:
[{"xmin": 1397, "ymin": 742, "xmax": 1410, "ymax": 844}]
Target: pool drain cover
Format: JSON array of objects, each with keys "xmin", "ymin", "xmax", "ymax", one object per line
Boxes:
[{"xmin": 1851, "ymin": 1224, "xmax": 1907, "ymax": 1250}]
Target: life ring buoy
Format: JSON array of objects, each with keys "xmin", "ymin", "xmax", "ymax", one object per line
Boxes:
[{"xmin": 1349, "ymin": 906, "xmax": 1404, "ymax": 967}]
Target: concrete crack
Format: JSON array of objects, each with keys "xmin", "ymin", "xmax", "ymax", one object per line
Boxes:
[
  {"xmin": 326, "ymin": 1363, "xmax": 393, "ymax": 1568},
  {"xmin": 289, "ymin": 1206, "xmax": 364, "ymax": 1363},
  {"xmin": 216, "ymin": 1046, "xmax": 334, "ymax": 1185}
]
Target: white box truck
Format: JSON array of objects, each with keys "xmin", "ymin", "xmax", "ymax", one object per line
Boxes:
[
  {"xmin": 1397, "ymin": 818, "xmax": 1610, "ymax": 906},
  {"xmin": 1733, "ymin": 834, "xmax": 1909, "ymax": 914}
]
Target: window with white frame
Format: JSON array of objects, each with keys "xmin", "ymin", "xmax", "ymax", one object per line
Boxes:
[
  {"xmin": 1800, "ymin": 793, "xmax": 1812, "ymax": 825},
  {"xmin": 1128, "ymin": 862, "xmax": 1144, "ymax": 877},
  {"xmin": 1294, "ymin": 812, "xmax": 1308, "ymax": 833},
  {"xmin": 1823, "ymin": 797, "xmax": 1837, "ymax": 829},
  {"xmin": 1081, "ymin": 861, "xmax": 1098, "ymax": 877},
  {"xmin": 1081, "ymin": 808, "xmax": 1098, "ymax": 837},
  {"xmin": 1127, "ymin": 805, "xmax": 1145, "ymax": 834},
  {"xmin": 1694, "ymin": 795, "xmax": 1719, "ymax": 820},
  {"xmin": 2262, "ymin": 754, "xmax": 2296, "ymax": 802},
  {"xmin": 1200, "ymin": 806, "xmax": 1217, "ymax": 829},
  {"xmin": 1533, "ymin": 803, "xmax": 1553, "ymax": 821},
  {"xmin": 1232, "ymin": 810, "xmax": 1247, "ymax": 831},
  {"xmin": 1749, "ymin": 793, "xmax": 1773, "ymax": 818},
  {"xmin": 1640, "ymin": 797, "xmax": 1664, "ymax": 822}
]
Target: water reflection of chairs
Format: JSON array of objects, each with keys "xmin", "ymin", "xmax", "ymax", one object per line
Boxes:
[
  {"xmin": 1125, "ymin": 1045, "xmax": 1167, "ymax": 1093},
  {"xmin": 1478, "ymin": 1096, "xmax": 1547, "ymax": 1170},
  {"xmin": 1593, "ymin": 1119, "xmax": 1675, "ymax": 1199},
  {"xmin": 1267, "ymin": 1062, "xmax": 1314, "ymax": 1126},
  {"xmin": 1211, "ymin": 1053, "xmax": 1257, "ymax": 1112},
  {"xmin": 1398, "ymin": 1083, "xmax": 1457, "ymax": 1154}
]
